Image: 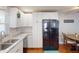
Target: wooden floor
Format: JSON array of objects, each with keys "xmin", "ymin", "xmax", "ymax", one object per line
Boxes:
[
  {"xmin": 59, "ymin": 44, "xmax": 79, "ymax": 53},
  {"xmin": 23, "ymin": 48, "xmax": 43, "ymax": 53},
  {"xmin": 23, "ymin": 44, "xmax": 79, "ymax": 53}
]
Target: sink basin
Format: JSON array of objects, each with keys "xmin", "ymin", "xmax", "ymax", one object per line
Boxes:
[
  {"xmin": 4, "ymin": 39, "xmax": 18, "ymax": 43},
  {"xmin": 0, "ymin": 43, "xmax": 12, "ymax": 50},
  {"xmin": 0, "ymin": 39, "xmax": 18, "ymax": 51}
]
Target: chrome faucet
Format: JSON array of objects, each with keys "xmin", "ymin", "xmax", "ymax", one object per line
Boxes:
[{"xmin": 0, "ymin": 31, "xmax": 7, "ymax": 43}]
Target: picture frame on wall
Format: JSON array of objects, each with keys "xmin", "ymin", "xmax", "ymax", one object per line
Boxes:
[{"xmin": 64, "ymin": 19, "xmax": 74, "ymax": 23}]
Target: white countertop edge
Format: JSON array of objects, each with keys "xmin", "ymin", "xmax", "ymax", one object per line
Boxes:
[{"xmin": 0, "ymin": 33, "xmax": 27, "ymax": 53}]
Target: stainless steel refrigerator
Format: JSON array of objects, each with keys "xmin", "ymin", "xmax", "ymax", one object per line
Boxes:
[{"xmin": 42, "ymin": 19, "xmax": 59, "ymax": 50}]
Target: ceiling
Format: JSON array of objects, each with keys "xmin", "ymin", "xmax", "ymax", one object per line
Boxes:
[
  {"xmin": 18, "ymin": 6, "xmax": 79, "ymax": 13},
  {"xmin": 0, "ymin": 6, "xmax": 79, "ymax": 13}
]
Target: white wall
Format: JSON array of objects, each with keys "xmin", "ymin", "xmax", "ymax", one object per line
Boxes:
[{"xmin": 59, "ymin": 12, "xmax": 79, "ymax": 44}]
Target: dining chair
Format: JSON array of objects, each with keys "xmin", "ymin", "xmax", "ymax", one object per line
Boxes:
[
  {"xmin": 76, "ymin": 44, "xmax": 79, "ymax": 51},
  {"xmin": 75, "ymin": 34, "xmax": 79, "ymax": 51},
  {"xmin": 70, "ymin": 33, "xmax": 79, "ymax": 51},
  {"xmin": 62, "ymin": 33, "xmax": 76, "ymax": 50}
]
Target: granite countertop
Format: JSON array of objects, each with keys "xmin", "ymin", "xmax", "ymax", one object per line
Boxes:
[{"xmin": 0, "ymin": 33, "xmax": 28, "ymax": 53}]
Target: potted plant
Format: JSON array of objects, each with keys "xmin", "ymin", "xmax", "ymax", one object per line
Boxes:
[{"xmin": 17, "ymin": 11, "xmax": 21, "ymax": 18}]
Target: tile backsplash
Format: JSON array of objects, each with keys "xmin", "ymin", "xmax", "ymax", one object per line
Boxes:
[{"xmin": 9, "ymin": 26, "xmax": 32, "ymax": 36}]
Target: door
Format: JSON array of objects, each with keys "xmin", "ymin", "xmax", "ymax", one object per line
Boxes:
[{"xmin": 43, "ymin": 19, "xmax": 59, "ymax": 50}]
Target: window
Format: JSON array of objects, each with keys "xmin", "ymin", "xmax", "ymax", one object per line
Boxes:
[{"xmin": 0, "ymin": 11, "xmax": 5, "ymax": 32}]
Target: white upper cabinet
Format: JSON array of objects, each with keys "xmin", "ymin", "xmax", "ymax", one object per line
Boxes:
[
  {"xmin": 0, "ymin": 10, "xmax": 6, "ymax": 32},
  {"xmin": 33, "ymin": 12, "xmax": 58, "ymax": 23},
  {"xmin": 8, "ymin": 7, "xmax": 22, "ymax": 28},
  {"xmin": 21, "ymin": 14, "xmax": 32, "ymax": 27},
  {"xmin": 8, "ymin": 7, "xmax": 32, "ymax": 28}
]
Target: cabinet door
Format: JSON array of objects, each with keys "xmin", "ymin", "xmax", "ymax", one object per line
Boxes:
[
  {"xmin": 9, "ymin": 7, "xmax": 22, "ymax": 28},
  {"xmin": 17, "ymin": 40, "xmax": 23, "ymax": 53},
  {"xmin": 23, "ymin": 36, "xmax": 27, "ymax": 48},
  {"xmin": 8, "ymin": 40, "xmax": 23, "ymax": 53},
  {"xmin": 9, "ymin": 8, "xmax": 18, "ymax": 28},
  {"xmin": 27, "ymin": 14, "xmax": 32, "ymax": 26},
  {"xmin": 21, "ymin": 14, "xmax": 32, "ymax": 26},
  {"xmin": 27, "ymin": 35, "xmax": 33, "ymax": 48},
  {"xmin": 8, "ymin": 45, "xmax": 19, "ymax": 53}
]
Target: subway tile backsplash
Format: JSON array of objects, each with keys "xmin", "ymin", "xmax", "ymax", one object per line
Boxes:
[{"xmin": 9, "ymin": 26, "xmax": 32, "ymax": 36}]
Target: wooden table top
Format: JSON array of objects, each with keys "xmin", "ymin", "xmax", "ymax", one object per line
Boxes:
[{"xmin": 65, "ymin": 34, "xmax": 79, "ymax": 42}]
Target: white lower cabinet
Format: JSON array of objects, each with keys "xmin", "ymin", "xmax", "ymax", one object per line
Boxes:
[
  {"xmin": 27, "ymin": 35, "xmax": 33, "ymax": 48},
  {"xmin": 23, "ymin": 34, "xmax": 33, "ymax": 48},
  {"xmin": 23, "ymin": 36, "xmax": 27, "ymax": 48},
  {"xmin": 8, "ymin": 40, "xmax": 23, "ymax": 53}
]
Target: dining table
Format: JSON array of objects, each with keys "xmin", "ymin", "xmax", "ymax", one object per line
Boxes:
[
  {"xmin": 64, "ymin": 34, "xmax": 79, "ymax": 51},
  {"xmin": 65, "ymin": 34, "xmax": 79, "ymax": 43}
]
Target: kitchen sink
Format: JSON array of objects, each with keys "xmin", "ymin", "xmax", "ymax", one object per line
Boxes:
[
  {"xmin": 4, "ymin": 39, "xmax": 18, "ymax": 43},
  {"xmin": 0, "ymin": 39, "xmax": 18, "ymax": 50},
  {"xmin": 0, "ymin": 43, "xmax": 12, "ymax": 50}
]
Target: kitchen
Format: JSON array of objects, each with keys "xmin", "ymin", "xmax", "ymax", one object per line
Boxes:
[{"xmin": 0, "ymin": 6, "xmax": 79, "ymax": 53}]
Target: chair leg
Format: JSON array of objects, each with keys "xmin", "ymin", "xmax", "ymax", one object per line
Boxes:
[
  {"xmin": 70, "ymin": 44, "xmax": 76, "ymax": 51},
  {"xmin": 75, "ymin": 43, "xmax": 78, "ymax": 51},
  {"xmin": 76, "ymin": 46, "xmax": 79, "ymax": 51},
  {"xmin": 64, "ymin": 40, "xmax": 67, "ymax": 46}
]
